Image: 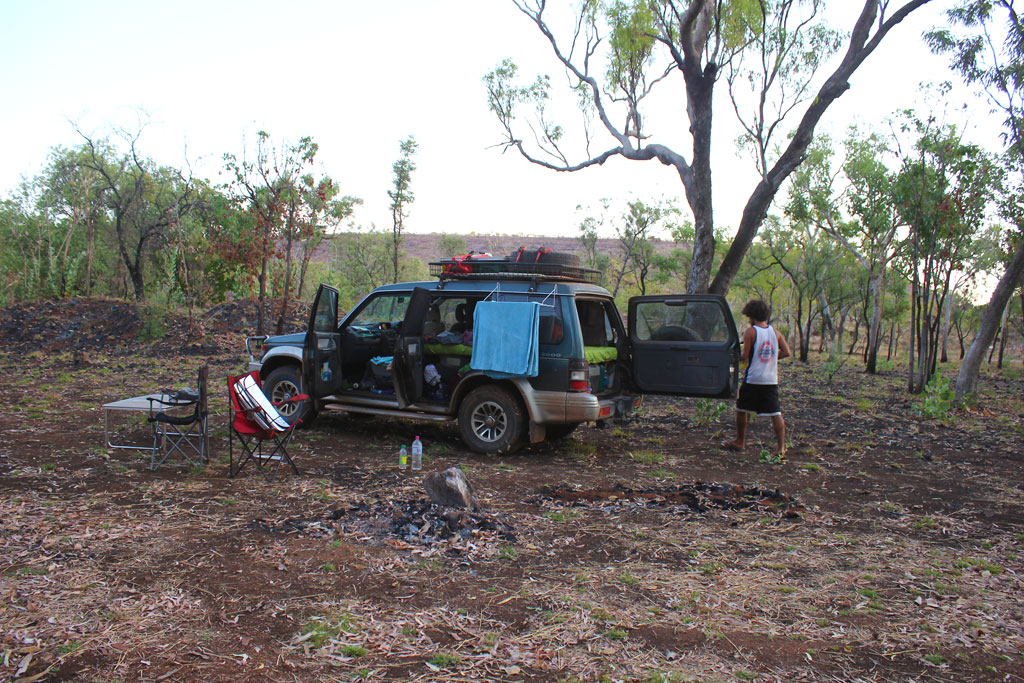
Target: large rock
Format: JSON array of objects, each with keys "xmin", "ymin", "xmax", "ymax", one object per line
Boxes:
[{"xmin": 423, "ymin": 467, "xmax": 479, "ymax": 510}]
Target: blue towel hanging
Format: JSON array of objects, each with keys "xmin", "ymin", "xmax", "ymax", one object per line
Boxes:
[{"xmin": 470, "ymin": 301, "xmax": 540, "ymax": 378}]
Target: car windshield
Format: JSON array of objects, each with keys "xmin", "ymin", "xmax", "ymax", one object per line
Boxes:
[{"xmin": 351, "ymin": 293, "xmax": 411, "ymax": 329}]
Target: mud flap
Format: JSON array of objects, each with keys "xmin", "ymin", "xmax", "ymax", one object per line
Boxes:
[{"xmin": 529, "ymin": 421, "xmax": 546, "ymax": 443}]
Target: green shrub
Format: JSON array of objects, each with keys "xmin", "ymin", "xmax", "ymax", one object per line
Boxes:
[
  {"xmin": 692, "ymin": 398, "xmax": 727, "ymax": 425},
  {"xmin": 918, "ymin": 374, "xmax": 954, "ymax": 418}
]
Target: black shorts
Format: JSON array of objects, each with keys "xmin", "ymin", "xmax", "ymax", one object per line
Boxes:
[{"xmin": 736, "ymin": 383, "xmax": 781, "ymax": 416}]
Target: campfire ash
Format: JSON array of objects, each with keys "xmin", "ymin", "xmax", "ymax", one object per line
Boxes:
[
  {"xmin": 248, "ymin": 499, "xmax": 515, "ymax": 554},
  {"xmin": 384, "ymin": 500, "xmax": 514, "ymax": 544},
  {"xmin": 534, "ymin": 482, "xmax": 803, "ymax": 517}
]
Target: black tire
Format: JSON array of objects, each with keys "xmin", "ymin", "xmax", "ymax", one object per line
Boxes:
[
  {"xmin": 545, "ymin": 423, "xmax": 580, "ymax": 440},
  {"xmin": 507, "ymin": 249, "xmax": 581, "ymax": 267},
  {"xmin": 537, "ymin": 250, "xmax": 581, "ymax": 266},
  {"xmin": 458, "ymin": 385, "xmax": 526, "ymax": 455},
  {"xmin": 263, "ymin": 365, "xmax": 318, "ymax": 428}
]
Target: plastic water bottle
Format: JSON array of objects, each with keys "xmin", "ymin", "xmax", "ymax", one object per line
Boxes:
[
  {"xmin": 411, "ymin": 436, "xmax": 423, "ymax": 471},
  {"xmin": 398, "ymin": 444, "xmax": 408, "ymax": 471}
]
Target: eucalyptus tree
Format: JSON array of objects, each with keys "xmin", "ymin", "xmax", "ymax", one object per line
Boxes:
[
  {"xmin": 948, "ymin": 292, "xmax": 982, "ymax": 360},
  {"xmin": 734, "ymin": 234, "xmax": 791, "ymax": 319},
  {"xmin": 73, "ymin": 124, "xmax": 202, "ymax": 303},
  {"xmin": 929, "ymin": 0, "xmax": 1024, "ymax": 398},
  {"xmin": 0, "ymin": 194, "xmax": 50, "ymax": 302},
  {"xmin": 892, "ymin": 117, "xmax": 997, "ymax": 393},
  {"xmin": 224, "ymin": 132, "xmax": 319, "ymax": 335},
  {"xmin": 790, "ymin": 132, "xmax": 906, "ymax": 371},
  {"xmin": 577, "ymin": 213, "xmax": 614, "ymax": 288},
  {"xmin": 274, "ymin": 173, "xmax": 357, "ymax": 333},
  {"xmin": 485, "ymin": 0, "xmax": 932, "ymax": 295},
  {"xmin": 331, "ymin": 226, "xmax": 393, "ymax": 305},
  {"xmin": 614, "ymin": 199, "xmax": 677, "ymax": 296},
  {"xmin": 35, "ymin": 146, "xmax": 109, "ymax": 297},
  {"xmin": 437, "ymin": 234, "xmax": 469, "ymax": 259},
  {"xmin": 388, "ymin": 136, "xmax": 418, "ymax": 284},
  {"xmin": 763, "ymin": 218, "xmax": 841, "ymax": 361}
]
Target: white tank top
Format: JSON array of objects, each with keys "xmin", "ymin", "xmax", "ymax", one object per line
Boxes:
[{"xmin": 745, "ymin": 325, "xmax": 778, "ymax": 385}]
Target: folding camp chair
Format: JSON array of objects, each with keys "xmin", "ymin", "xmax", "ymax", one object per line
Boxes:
[
  {"xmin": 228, "ymin": 371, "xmax": 306, "ymax": 481},
  {"xmin": 147, "ymin": 365, "xmax": 209, "ymax": 470}
]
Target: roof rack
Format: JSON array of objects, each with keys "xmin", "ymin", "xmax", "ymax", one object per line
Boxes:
[{"xmin": 428, "ymin": 260, "xmax": 601, "ymax": 285}]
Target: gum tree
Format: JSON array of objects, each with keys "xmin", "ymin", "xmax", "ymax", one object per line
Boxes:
[
  {"xmin": 224, "ymin": 132, "xmax": 318, "ymax": 335},
  {"xmin": 928, "ymin": 0, "xmax": 1024, "ymax": 398},
  {"xmin": 485, "ymin": 0, "xmax": 932, "ymax": 295},
  {"xmin": 389, "ymin": 136, "xmax": 418, "ymax": 284},
  {"xmin": 790, "ymin": 132, "xmax": 905, "ymax": 372},
  {"xmin": 74, "ymin": 124, "xmax": 201, "ymax": 302},
  {"xmin": 893, "ymin": 118, "xmax": 997, "ymax": 393}
]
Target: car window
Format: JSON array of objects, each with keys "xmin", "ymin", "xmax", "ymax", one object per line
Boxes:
[
  {"xmin": 538, "ymin": 309, "xmax": 564, "ymax": 345},
  {"xmin": 350, "ymin": 293, "xmax": 411, "ymax": 329},
  {"xmin": 634, "ymin": 300, "xmax": 729, "ymax": 342},
  {"xmin": 576, "ymin": 299, "xmax": 619, "ymax": 347},
  {"xmin": 435, "ymin": 297, "xmax": 471, "ymax": 328},
  {"xmin": 312, "ymin": 287, "xmax": 338, "ymax": 334}
]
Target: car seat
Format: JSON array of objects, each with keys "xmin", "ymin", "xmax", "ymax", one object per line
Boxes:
[
  {"xmin": 450, "ymin": 302, "xmax": 473, "ymax": 334},
  {"xmin": 423, "ymin": 304, "xmax": 445, "ymax": 337}
]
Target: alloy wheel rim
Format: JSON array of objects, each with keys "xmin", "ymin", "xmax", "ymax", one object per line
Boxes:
[
  {"xmin": 471, "ymin": 400, "xmax": 507, "ymax": 442},
  {"xmin": 271, "ymin": 380, "xmax": 300, "ymax": 416}
]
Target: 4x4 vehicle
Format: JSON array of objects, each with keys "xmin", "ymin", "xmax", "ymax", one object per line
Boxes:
[{"xmin": 246, "ymin": 252, "xmax": 740, "ymax": 454}]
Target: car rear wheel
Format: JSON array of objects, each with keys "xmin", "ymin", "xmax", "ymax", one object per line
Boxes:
[
  {"xmin": 263, "ymin": 365, "xmax": 318, "ymax": 428},
  {"xmin": 458, "ymin": 385, "xmax": 526, "ymax": 455}
]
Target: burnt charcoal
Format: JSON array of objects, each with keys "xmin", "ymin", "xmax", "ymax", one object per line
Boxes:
[
  {"xmin": 534, "ymin": 482, "xmax": 803, "ymax": 517},
  {"xmin": 248, "ymin": 498, "xmax": 515, "ymax": 552}
]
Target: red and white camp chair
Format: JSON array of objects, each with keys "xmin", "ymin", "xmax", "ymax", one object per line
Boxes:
[{"xmin": 227, "ymin": 371, "xmax": 306, "ymax": 482}]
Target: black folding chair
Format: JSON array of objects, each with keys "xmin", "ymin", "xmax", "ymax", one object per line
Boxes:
[{"xmin": 148, "ymin": 365, "xmax": 209, "ymax": 470}]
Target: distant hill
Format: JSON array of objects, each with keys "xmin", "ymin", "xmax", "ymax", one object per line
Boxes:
[{"xmin": 318, "ymin": 232, "xmax": 681, "ymax": 264}]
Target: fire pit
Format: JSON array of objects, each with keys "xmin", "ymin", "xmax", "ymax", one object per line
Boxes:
[{"xmin": 248, "ymin": 499, "xmax": 516, "ymax": 557}]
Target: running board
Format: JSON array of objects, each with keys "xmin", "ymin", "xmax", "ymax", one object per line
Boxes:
[{"xmin": 324, "ymin": 404, "xmax": 451, "ymax": 422}]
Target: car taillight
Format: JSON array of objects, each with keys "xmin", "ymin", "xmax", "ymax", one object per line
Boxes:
[{"xmin": 569, "ymin": 360, "xmax": 589, "ymax": 392}]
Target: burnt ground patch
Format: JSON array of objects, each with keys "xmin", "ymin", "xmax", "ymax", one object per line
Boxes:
[{"xmin": 534, "ymin": 481, "xmax": 805, "ymax": 517}]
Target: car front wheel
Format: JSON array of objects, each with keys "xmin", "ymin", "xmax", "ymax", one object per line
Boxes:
[
  {"xmin": 458, "ymin": 386, "xmax": 526, "ymax": 455},
  {"xmin": 263, "ymin": 366, "xmax": 318, "ymax": 428}
]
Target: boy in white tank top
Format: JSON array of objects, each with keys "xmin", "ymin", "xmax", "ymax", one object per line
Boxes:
[{"xmin": 723, "ymin": 299, "xmax": 792, "ymax": 455}]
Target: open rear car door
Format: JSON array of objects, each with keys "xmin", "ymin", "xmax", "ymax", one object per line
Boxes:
[
  {"xmin": 627, "ymin": 295, "xmax": 740, "ymax": 398},
  {"xmin": 391, "ymin": 287, "xmax": 432, "ymax": 408},
  {"xmin": 302, "ymin": 284, "xmax": 344, "ymax": 400}
]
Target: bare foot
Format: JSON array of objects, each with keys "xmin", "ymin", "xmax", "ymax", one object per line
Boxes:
[{"xmin": 721, "ymin": 441, "xmax": 745, "ymax": 452}]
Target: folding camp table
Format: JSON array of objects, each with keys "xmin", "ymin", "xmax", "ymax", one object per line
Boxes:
[{"xmin": 103, "ymin": 393, "xmax": 191, "ymax": 452}]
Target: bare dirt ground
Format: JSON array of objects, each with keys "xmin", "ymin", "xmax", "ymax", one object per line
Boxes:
[{"xmin": 1, "ymin": 298, "xmax": 1023, "ymax": 683}]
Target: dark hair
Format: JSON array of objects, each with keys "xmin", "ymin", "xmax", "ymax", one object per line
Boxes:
[{"xmin": 741, "ymin": 299, "xmax": 770, "ymax": 322}]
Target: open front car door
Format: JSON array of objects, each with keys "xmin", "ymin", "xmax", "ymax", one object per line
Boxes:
[
  {"xmin": 391, "ymin": 287, "xmax": 431, "ymax": 408},
  {"xmin": 303, "ymin": 284, "xmax": 344, "ymax": 399},
  {"xmin": 627, "ymin": 295, "xmax": 740, "ymax": 398}
]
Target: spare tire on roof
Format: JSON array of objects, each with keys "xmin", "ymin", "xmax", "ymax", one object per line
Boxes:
[
  {"xmin": 508, "ymin": 247, "xmax": 581, "ymax": 267},
  {"xmin": 539, "ymin": 250, "xmax": 581, "ymax": 266}
]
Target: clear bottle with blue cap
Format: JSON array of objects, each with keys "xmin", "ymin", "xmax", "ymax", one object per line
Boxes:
[{"xmin": 411, "ymin": 436, "xmax": 423, "ymax": 471}]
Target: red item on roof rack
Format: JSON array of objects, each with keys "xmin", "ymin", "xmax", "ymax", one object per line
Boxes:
[
  {"xmin": 511, "ymin": 246, "xmax": 552, "ymax": 263},
  {"xmin": 441, "ymin": 252, "xmax": 501, "ymax": 275}
]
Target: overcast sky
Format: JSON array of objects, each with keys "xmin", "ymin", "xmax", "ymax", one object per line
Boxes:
[{"xmin": 0, "ymin": 0, "xmax": 1000, "ymax": 240}]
